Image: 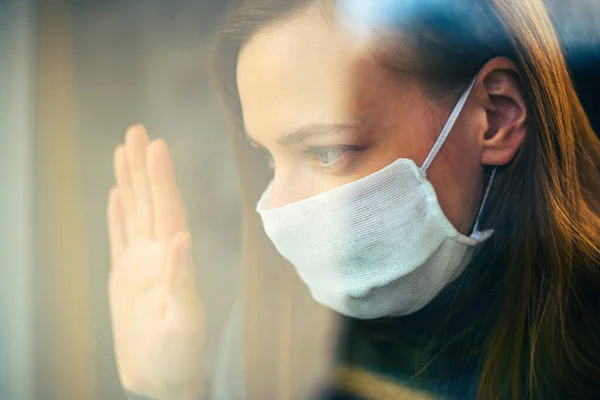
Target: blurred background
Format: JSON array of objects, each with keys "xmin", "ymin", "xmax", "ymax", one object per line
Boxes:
[{"xmin": 0, "ymin": 0, "xmax": 598, "ymax": 399}]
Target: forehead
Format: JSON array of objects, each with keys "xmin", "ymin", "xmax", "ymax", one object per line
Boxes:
[{"xmin": 236, "ymin": 7, "xmax": 376, "ymax": 141}]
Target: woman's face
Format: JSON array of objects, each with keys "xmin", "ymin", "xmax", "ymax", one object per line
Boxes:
[{"xmin": 236, "ymin": 7, "xmax": 525, "ymax": 235}]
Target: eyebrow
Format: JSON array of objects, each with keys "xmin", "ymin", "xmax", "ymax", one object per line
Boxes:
[{"xmin": 246, "ymin": 123, "xmax": 357, "ymax": 149}]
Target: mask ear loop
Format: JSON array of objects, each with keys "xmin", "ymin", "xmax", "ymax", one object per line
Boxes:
[
  {"xmin": 471, "ymin": 166, "xmax": 497, "ymax": 234},
  {"xmin": 420, "ymin": 75, "xmax": 478, "ymax": 176},
  {"xmin": 416, "ymin": 75, "xmax": 496, "ymax": 234}
]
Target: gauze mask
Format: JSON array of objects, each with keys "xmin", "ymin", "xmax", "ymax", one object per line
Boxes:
[{"xmin": 256, "ymin": 77, "xmax": 497, "ymax": 319}]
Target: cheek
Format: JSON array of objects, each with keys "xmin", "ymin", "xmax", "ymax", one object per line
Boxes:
[
  {"xmin": 420, "ymin": 167, "xmax": 469, "ymax": 236},
  {"xmin": 268, "ymin": 178, "xmax": 306, "ymax": 209},
  {"xmin": 347, "ymin": 66, "xmax": 439, "ymax": 168},
  {"xmin": 347, "ymin": 73, "xmax": 483, "ymax": 234},
  {"xmin": 417, "ymin": 125, "xmax": 485, "ymax": 235}
]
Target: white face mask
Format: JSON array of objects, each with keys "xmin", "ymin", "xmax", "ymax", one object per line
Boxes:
[{"xmin": 256, "ymin": 77, "xmax": 497, "ymax": 319}]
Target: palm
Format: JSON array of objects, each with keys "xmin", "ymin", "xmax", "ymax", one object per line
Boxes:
[{"xmin": 107, "ymin": 125, "xmax": 205, "ymax": 399}]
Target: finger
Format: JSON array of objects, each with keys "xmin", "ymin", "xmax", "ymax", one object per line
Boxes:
[
  {"xmin": 147, "ymin": 139, "xmax": 188, "ymax": 245},
  {"xmin": 165, "ymin": 232, "xmax": 195, "ymax": 292},
  {"xmin": 107, "ymin": 186, "xmax": 127, "ymax": 267},
  {"xmin": 113, "ymin": 144, "xmax": 137, "ymax": 239},
  {"xmin": 125, "ymin": 125, "xmax": 154, "ymax": 237}
]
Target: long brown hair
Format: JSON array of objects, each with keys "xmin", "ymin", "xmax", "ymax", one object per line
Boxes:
[{"xmin": 211, "ymin": 0, "xmax": 600, "ymax": 398}]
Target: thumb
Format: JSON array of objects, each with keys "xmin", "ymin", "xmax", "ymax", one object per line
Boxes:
[{"xmin": 165, "ymin": 231, "xmax": 195, "ymax": 291}]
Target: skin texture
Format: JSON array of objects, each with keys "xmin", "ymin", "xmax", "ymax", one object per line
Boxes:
[{"xmin": 237, "ymin": 6, "xmax": 527, "ymax": 234}]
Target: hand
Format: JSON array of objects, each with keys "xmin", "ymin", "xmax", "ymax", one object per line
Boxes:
[{"xmin": 107, "ymin": 125, "xmax": 206, "ymax": 400}]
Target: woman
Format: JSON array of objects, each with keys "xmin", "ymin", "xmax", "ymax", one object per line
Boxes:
[{"xmin": 107, "ymin": 0, "xmax": 600, "ymax": 398}]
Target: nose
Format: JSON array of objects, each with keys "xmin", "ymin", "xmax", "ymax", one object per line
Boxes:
[{"xmin": 268, "ymin": 174, "xmax": 304, "ymax": 209}]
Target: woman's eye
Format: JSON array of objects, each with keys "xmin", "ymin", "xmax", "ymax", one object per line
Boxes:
[
  {"xmin": 260, "ymin": 146, "xmax": 362, "ymax": 175},
  {"xmin": 312, "ymin": 148, "xmax": 346, "ymax": 166},
  {"xmin": 304, "ymin": 146, "xmax": 364, "ymax": 174}
]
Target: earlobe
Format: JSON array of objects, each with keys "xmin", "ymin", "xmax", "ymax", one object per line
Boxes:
[{"xmin": 478, "ymin": 62, "xmax": 527, "ymax": 166}]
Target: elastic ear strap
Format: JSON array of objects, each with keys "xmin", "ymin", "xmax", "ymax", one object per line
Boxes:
[
  {"xmin": 420, "ymin": 76, "xmax": 478, "ymax": 175},
  {"xmin": 472, "ymin": 166, "xmax": 497, "ymax": 233}
]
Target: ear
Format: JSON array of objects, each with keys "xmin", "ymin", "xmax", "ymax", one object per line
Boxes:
[{"xmin": 476, "ymin": 57, "xmax": 527, "ymax": 166}]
